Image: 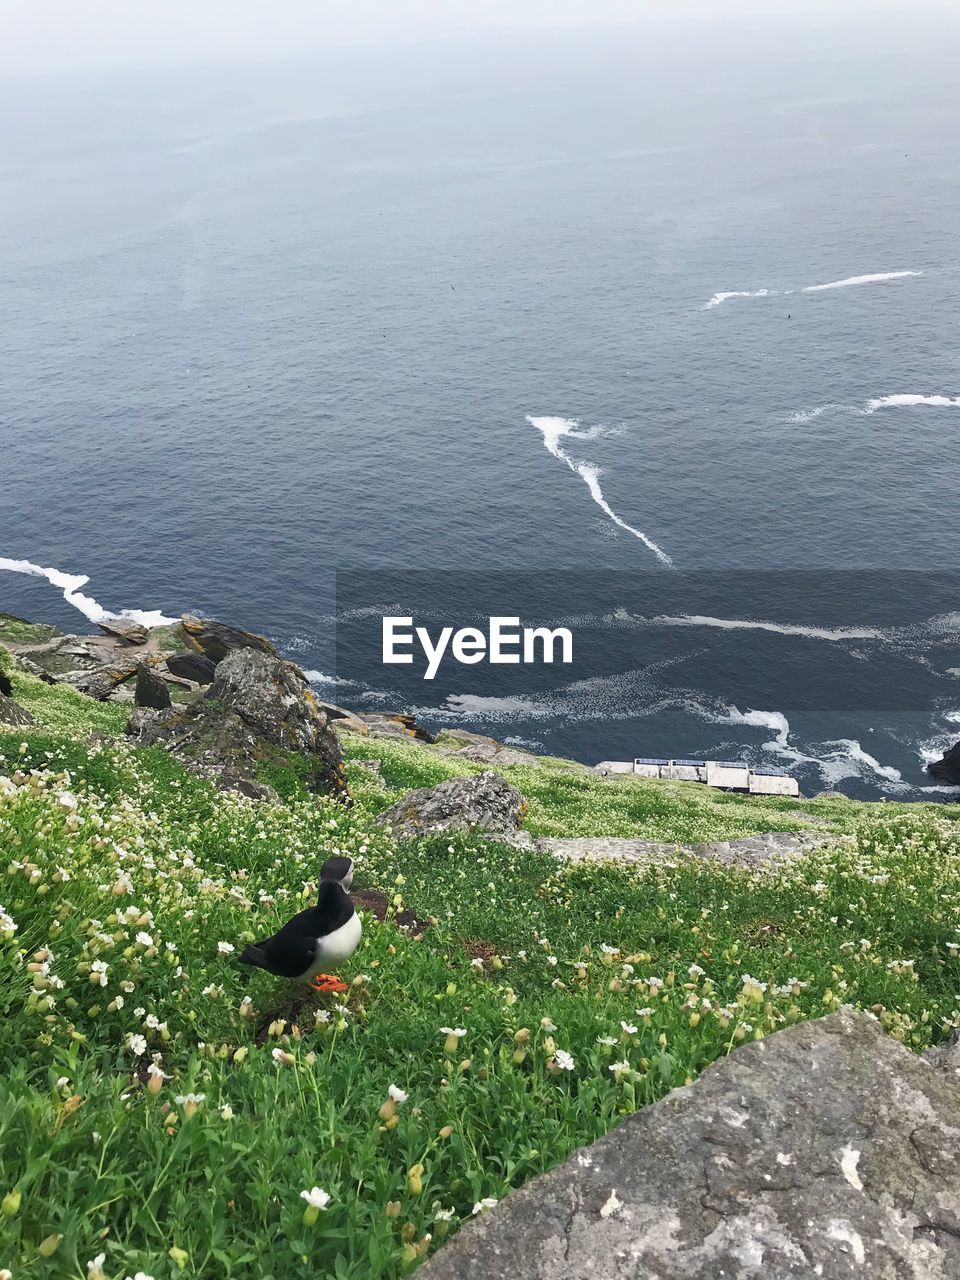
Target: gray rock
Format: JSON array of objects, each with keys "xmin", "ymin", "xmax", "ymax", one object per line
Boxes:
[
  {"xmin": 126, "ymin": 706, "xmax": 165, "ymax": 742},
  {"xmin": 359, "ymin": 711, "xmax": 437, "ymax": 743},
  {"xmin": 923, "ymin": 1030, "xmax": 960, "ymax": 1082},
  {"xmin": 165, "ymin": 650, "xmax": 217, "ymax": 684},
  {"xmin": 454, "ymin": 741, "xmax": 541, "ymax": 768},
  {"xmin": 98, "ymin": 617, "xmax": 149, "ymax": 645},
  {"xmin": 538, "ymin": 830, "xmax": 844, "ymax": 873},
  {"xmin": 0, "ymin": 693, "xmax": 34, "ymax": 727},
  {"xmin": 814, "ymin": 791, "xmax": 850, "ymax": 801},
  {"xmin": 375, "ymin": 770, "xmax": 525, "ymax": 841},
  {"xmin": 60, "ymin": 656, "xmax": 140, "ymax": 700},
  {"xmin": 355, "ymin": 759, "xmax": 387, "ymax": 788},
  {"xmin": 318, "ymin": 701, "xmax": 373, "ymax": 734},
  {"xmin": 421, "ymin": 1009, "xmax": 960, "ymax": 1280},
  {"xmin": 134, "ymin": 663, "xmax": 172, "ymax": 711},
  {"xmin": 127, "ymin": 648, "xmax": 347, "ymax": 798},
  {"xmin": 180, "ymin": 613, "xmax": 277, "ymax": 665}
]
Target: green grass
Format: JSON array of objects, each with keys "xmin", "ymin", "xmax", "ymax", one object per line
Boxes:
[
  {"xmin": 1, "ymin": 647, "xmax": 128, "ymax": 737},
  {"xmin": 0, "ymin": 614, "xmax": 61, "ymax": 646},
  {"xmin": 1, "ymin": 691, "xmax": 960, "ymax": 1278}
]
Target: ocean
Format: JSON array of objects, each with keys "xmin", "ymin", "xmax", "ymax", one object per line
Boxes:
[{"xmin": 2, "ymin": 10, "xmax": 959, "ymax": 799}]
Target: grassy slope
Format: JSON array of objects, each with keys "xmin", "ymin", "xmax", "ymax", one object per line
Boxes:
[{"xmin": 2, "ymin": 663, "xmax": 959, "ymax": 1279}]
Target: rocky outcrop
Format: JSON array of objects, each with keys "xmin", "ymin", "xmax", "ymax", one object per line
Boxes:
[
  {"xmin": 358, "ymin": 712, "xmax": 437, "ymax": 743},
  {"xmin": 165, "ymin": 650, "xmax": 217, "ymax": 684},
  {"xmin": 318, "ymin": 701, "xmax": 373, "ymax": 734},
  {"xmin": 453, "ymin": 740, "xmax": 541, "ymax": 768},
  {"xmin": 126, "ymin": 648, "xmax": 347, "ymax": 799},
  {"xmin": 0, "ymin": 694, "xmax": 34, "ymax": 727},
  {"xmin": 180, "ymin": 614, "xmax": 277, "ymax": 665},
  {"xmin": 928, "ymin": 741, "xmax": 960, "ymax": 786},
  {"xmin": 97, "ymin": 617, "xmax": 148, "ymax": 646},
  {"xmin": 63, "ymin": 656, "xmax": 142, "ymax": 701},
  {"xmin": 539, "ymin": 830, "xmax": 845, "ymax": 873},
  {"xmin": 375, "ymin": 771, "xmax": 525, "ymax": 841},
  {"xmin": 134, "ymin": 663, "xmax": 172, "ymax": 711},
  {"xmin": 421, "ymin": 1009, "xmax": 960, "ymax": 1280}
]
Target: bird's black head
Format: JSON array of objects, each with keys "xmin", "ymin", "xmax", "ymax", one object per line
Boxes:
[{"xmin": 320, "ymin": 855, "xmax": 354, "ymax": 892}]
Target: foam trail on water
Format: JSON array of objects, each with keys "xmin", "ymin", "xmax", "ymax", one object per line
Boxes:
[
  {"xmin": 862, "ymin": 394, "xmax": 960, "ymax": 414},
  {"xmin": 0, "ymin": 556, "xmax": 177, "ymax": 628},
  {"xmin": 801, "ymin": 270, "xmax": 922, "ymax": 293},
  {"xmin": 788, "ymin": 393, "xmax": 960, "ymax": 423},
  {"xmin": 653, "ymin": 614, "xmax": 883, "ymax": 642},
  {"xmin": 701, "ymin": 288, "xmax": 779, "ymax": 310},
  {"xmin": 526, "ymin": 416, "xmax": 673, "ymax": 567},
  {"xmin": 703, "ymin": 269, "xmax": 921, "ymax": 311}
]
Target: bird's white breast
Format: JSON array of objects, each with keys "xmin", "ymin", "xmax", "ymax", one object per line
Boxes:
[{"xmin": 313, "ymin": 912, "xmax": 362, "ymax": 966}]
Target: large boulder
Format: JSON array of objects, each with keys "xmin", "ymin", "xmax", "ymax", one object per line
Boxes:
[
  {"xmin": 0, "ymin": 694, "xmax": 34, "ymax": 727},
  {"xmin": 928, "ymin": 741, "xmax": 960, "ymax": 786},
  {"xmin": 127, "ymin": 648, "xmax": 347, "ymax": 799},
  {"xmin": 180, "ymin": 613, "xmax": 277, "ymax": 665},
  {"xmin": 134, "ymin": 663, "xmax": 172, "ymax": 711},
  {"xmin": 421, "ymin": 1009, "xmax": 960, "ymax": 1280},
  {"xmin": 165, "ymin": 650, "xmax": 217, "ymax": 684},
  {"xmin": 375, "ymin": 771, "xmax": 525, "ymax": 841}
]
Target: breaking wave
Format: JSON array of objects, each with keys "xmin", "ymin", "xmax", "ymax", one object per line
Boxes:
[
  {"xmin": 0, "ymin": 556, "xmax": 177, "ymax": 628},
  {"xmin": 527, "ymin": 415, "xmax": 673, "ymax": 567}
]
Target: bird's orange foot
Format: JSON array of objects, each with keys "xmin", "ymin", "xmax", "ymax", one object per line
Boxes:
[{"xmin": 308, "ymin": 973, "xmax": 349, "ymax": 994}]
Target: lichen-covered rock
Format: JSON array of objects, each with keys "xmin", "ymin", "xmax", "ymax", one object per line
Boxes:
[
  {"xmin": 126, "ymin": 648, "xmax": 347, "ymax": 799},
  {"xmin": 375, "ymin": 771, "xmax": 525, "ymax": 841},
  {"xmin": 134, "ymin": 663, "xmax": 172, "ymax": 711},
  {"xmin": 0, "ymin": 693, "xmax": 34, "ymax": 726},
  {"xmin": 420, "ymin": 1009, "xmax": 960, "ymax": 1280},
  {"xmin": 165, "ymin": 650, "xmax": 217, "ymax": 684},
  {"xmin": 180, "ymin": 614, "xmax": 277, "ymax": 665}
]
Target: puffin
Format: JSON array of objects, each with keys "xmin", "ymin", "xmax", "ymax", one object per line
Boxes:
[{"xmin": 240, "ymin": 856, "xmax": 361, "ymax": 994}]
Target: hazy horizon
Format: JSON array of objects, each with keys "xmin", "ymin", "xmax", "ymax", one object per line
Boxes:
[{"xmin": 6, "ymin": 0, "xmax": 957, "ymax": 78}]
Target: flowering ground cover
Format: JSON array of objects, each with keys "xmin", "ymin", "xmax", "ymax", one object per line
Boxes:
[{"xmin": 2, "ymin": 656, "xmax": 960, "ymax": 1279}]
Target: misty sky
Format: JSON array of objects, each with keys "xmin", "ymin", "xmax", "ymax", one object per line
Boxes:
[{"xmin": 5, "ymin": 0, "xmax": 941, "ymax": 77}]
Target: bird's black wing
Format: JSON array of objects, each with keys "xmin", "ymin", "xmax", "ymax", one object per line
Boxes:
[{"xmin": 259, "ymin": 919, "xmax": 320, "ymax": 979}]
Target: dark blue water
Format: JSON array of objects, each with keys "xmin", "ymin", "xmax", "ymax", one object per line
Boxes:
[{"xmin": 3, "ymin": 12, "xmax": 960, "ymax": 797}]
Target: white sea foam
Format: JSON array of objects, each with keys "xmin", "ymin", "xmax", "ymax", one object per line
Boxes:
[
  {"xmin": 801, "ymin": 270, "xmax": 922, "ymax": 293},
  {"xmin": 527, "ymin": 415, "xmax": 673, "ymax": 567},
  {"xmin": 652, "ymin": 614, "xmax": 883, "ymax": 642},
  {"xmin": 701, "ymin": 288, "xmax": 779, "ymax": 310},
  {"xmin": 0, "ymin": 556, "xmax": 177, "ymax": 628},
  {"xmin": 706, "ymin": 704, "xmax": 905, "ymax": 788},
  {"xmin": 862, "ymin": 394, "xmax": 960, "ymax": 414},
  {"xmin": 703, "ymin": 268, "xmax": 921, "ymax": 311},
  {"xmin": 302, "ymin": 670, "xmax": 362, "ymax": 689},
  {"xmin": 788, "ymin": 393, "xmax": 960, "ymax": 423}
]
